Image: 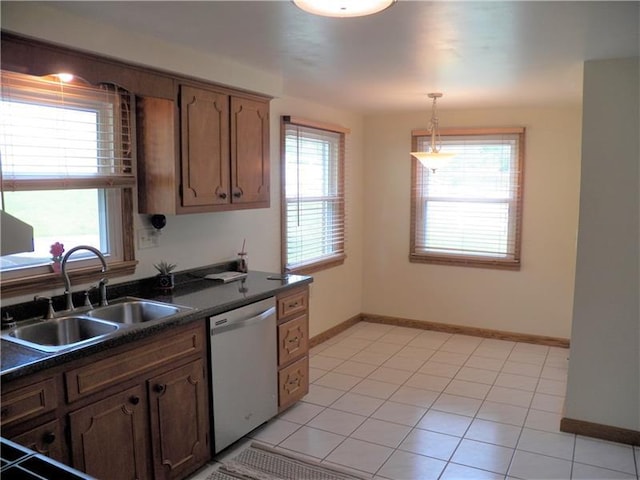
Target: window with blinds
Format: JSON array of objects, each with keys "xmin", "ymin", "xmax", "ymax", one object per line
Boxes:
[
  {"xmin": 410, "ymin": 127, "xmax": 525, "ymax": 269},
  {"xmin": 0, "ymin": 69, "xmax": 135, "ymax": 283},
  {"xmin": 281, "ymin": 116, "xmax": 347, "ymax": 274},
  {"xmin": 0, "ymin": 70, "xmax": 134, "ymax": 189}
]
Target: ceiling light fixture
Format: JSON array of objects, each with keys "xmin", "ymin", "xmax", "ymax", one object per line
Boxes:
[
  {"xmin": 293, "ymin": 0, "xmax": 395, "ymax": 18},
  {"xmin": 411, "ymin": 93, "xmax": 455, "ymax": 172}
]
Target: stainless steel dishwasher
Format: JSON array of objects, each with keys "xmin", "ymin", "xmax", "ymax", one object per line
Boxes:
[{"xmin": 209, "ymin": 296, "xmax": 278, "ymax": 453}]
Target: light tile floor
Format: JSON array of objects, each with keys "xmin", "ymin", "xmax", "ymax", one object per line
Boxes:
[{"xmin": 190, "ymin": 322, "xmax": 640, "ymax": 480}]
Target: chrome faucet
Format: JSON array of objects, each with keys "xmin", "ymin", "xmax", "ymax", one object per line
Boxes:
[{"xmin": 61, "ymin": 245, "xmax": 108, "ymax": 311}]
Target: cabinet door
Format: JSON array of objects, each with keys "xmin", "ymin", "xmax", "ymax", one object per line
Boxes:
[
  {"xmin": 230, "ymin": 96, "xmax": 270, "ymax": 206},
  {"xmin": 180, "ymin": 85, "xmax": 230, "ymax": 207},
  {"xmin": 69, "ymin": 385, "xmax": 150, "ymax": 480},
  {"xmin": 148, "ymin": 359, "xmax": 209, "ymax": 480},
  {"xmin": 11, "ymin": 419, "xmax": 64, "ymax": 463}
]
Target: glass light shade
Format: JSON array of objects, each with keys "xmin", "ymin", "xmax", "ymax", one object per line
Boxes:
[
  {"xmin": 410, "ymin": 151, "xmax": 455, "ymax": 171},
  {"xmin": 293, "ymin": 0, "xmax": 395, "ymax": 18}
]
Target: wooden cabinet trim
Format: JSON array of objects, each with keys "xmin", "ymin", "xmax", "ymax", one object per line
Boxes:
[
  {"xmin": 136, "ymin": 96, "xmax": 178, "ymax": 214},
  {"xmin": 65, "ymin": 328, "xmax": 203, "ymax": 402},
  {"xmin": 1, "ymin": 377, "xmax": 58, "ymax": 427}
]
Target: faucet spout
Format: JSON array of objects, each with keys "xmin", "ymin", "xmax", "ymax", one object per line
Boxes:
[{"xmin": 61, "ymin": 245, "xmax": 108, "ymax": 311}]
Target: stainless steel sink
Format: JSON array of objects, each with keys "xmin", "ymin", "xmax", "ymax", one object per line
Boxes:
[
  {"xmin": 86, "ymin": 298, "xmax": 190, "ymax": 324},
  {"xmin": 2, "ymin": 316, "xmax": 120, "ymax": 352}
]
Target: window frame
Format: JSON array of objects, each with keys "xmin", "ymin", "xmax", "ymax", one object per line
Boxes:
[
  {"xmin": 280, "ymin": 116, "xmax": 348, "ymax": 275},
  {"xmin": 410, "ymin": 127, "xmax": 525, "ymax": 270},
  {"xmin": 0, "ymin": 71, "xmax": 137, "ymax": 298}
]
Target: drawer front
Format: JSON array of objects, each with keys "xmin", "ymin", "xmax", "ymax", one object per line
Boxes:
[
  {"xmin": 277, "ymin": 315, "xmax": 308, "ymax": 366},
  {"xmin": 278, "ymin": 356, "xmax": 308, "ymax": 412},
  {"xmin": 277, "ymin": 288, "xmax": 308, "ymax": 321},
  {"xmin": 1, "ymin": 377, "xmax": 58, "ymax": 427},
  {"xmin": 66, "ymin": 327, "xmax": 204, "ymax": 402}
]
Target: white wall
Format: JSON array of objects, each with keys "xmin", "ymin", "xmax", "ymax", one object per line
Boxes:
[
  {"xmin": 565, "ymin": 58, "xmax": 640, "ymax": 431},
  {"xmin": 1, "ymin": 2, "xmax": 366, "ymax": 338},
  {"xmin": 363, "ymin": 106, "xmax": 582, "ymax": 339}
]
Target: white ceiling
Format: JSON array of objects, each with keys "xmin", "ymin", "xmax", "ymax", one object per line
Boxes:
[{"xmin": 36, "ymin": 1, "xmax": 640, "ymax": 112}]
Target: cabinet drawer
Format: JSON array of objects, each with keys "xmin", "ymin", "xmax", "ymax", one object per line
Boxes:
[
  {"xmin": 66, "ymin": 327, "xmax": 204, "ymax": 402},
  {"xmin": 278, "ymin": 315, "xmax": 308, "ymax": 366},
  {"xmin": 277, "ymin": 288, "xmax": 308, "ymax": 321},
  {"xmin": 1, "ymin": 377, "xmax": 58, "ymax": 427},
  {"xmin": 278, "ymin": 356, "xmax": 308, "ymax": 412}
]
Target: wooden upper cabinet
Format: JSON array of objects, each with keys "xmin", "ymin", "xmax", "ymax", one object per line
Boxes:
[
  {"xmin": 137, "ymin": 83, "xmax": 270, "ymax": 215},
  {"xmin": 230, "ymin": 96, "xmax": 270, "ymax": 206},
  {"xmin": 181, "ymin": 85, "xmax": 230, "ymax": 208}
]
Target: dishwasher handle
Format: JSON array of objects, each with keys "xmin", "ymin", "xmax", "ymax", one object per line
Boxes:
[{"xmin": 210, "ymin": 306, "xmax": 276, "ymax": 335}]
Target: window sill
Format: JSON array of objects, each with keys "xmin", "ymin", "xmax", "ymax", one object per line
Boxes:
[
  {"xmin": 286, "ymin": 254, "xmax": 346, "ymax": 275},
  {"xmin": 409, "ymin": 254, "xmax": 520, "ymax": 271},
  {"xmin": 0, "ymin": 260, "xmax": 138, "ymax": 298}
]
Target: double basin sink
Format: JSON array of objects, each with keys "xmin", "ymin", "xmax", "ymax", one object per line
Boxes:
[{"xmin": 1, "ymin": 298, "xmax": 192, "ymax": 353}]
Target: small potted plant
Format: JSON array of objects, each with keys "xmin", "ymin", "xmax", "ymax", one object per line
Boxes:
[
  {"xmin": 50, "ymin": 242, "xmax": 65, "ymax": 273},
  {"xmin": 153, "ymin": 261, "xmax": 176, "ymax": 292}
]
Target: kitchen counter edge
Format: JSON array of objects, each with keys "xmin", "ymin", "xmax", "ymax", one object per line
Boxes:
[{"xmin": 1, "ymin": 271, "xmax": 312, "ymax": 381}]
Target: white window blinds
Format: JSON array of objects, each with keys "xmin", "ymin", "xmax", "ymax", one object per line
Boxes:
[
  {"xmin": 411, "ymin": 128, "xmax": 525, "ymax": 269},
  {"xmin": 282, "ymin": 116, "xmax": 347, "ymax": 273},
  {"xmin": 0, "ymin": 70, "xmax": 135, "ymax": 191}
]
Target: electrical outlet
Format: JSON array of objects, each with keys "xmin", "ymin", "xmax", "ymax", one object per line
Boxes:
[{"xmin": 137, "ymin": 228, "xmax": 159, "ymax": 249}]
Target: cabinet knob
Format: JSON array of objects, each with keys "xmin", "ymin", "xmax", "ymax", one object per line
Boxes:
[
  {"xmin": 154, "ymin": 384, "xmax": 165, "ymax": 393},
  {"xmin": 219, "ymin": 192, "xmax": 227, "ymax": 199},
  {"xmin": 129, "ymin": 395, "xmax": 140, "ymax": 405},
  {"xmin": 233, "ymin": 191, "xmax": 242, "ymax": 198},
  {"xmin": 42, "ymin": 432, "xmax": 56, "ymax": 444}
]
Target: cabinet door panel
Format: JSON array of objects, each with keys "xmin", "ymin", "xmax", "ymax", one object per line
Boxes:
[
  {"xmin": 180, "ymin": 85, "xmax": 230, "ymax": 207},
  {"xmin": 69, "ymin": 385, "xmax": 150, "ymax": 480},
  {"xmin": 148, "ymin": 359, "xmax": 209, "ymax": 480},
  {"xmin": 11, "ymin": 419, "xmax": 64, "ymax": 462},
  {"xmin": 230, "ymin": 96, "xmax": 269, "ymax": 205}
]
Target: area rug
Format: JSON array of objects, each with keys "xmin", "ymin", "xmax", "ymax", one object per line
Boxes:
[{"xmin": 206, "ymin": 442, "xmax": 368, "ymax": 480}]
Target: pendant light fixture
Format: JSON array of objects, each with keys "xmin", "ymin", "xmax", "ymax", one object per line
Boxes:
[
  {"xmin": 411, "ymin": 93, "xmax": 455, "ymax": 172},
  {"xmin": 293, "ymin": 0, "xmax": 395, "ymax": 18}
]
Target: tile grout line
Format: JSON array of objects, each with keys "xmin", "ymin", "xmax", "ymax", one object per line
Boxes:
[{"xmin": 291, "ymin": 324, "xmax": 580, "ymax": 479}]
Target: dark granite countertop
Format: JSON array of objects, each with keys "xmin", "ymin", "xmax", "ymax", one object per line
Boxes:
[{"xmin": 1, "ymin": 267, "xmax": 312, "ymax": 382}]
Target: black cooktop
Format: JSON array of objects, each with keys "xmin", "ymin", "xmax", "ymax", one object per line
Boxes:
[{"xmin": 1, "ymin": 438, "xmax": 95, "ymax": 480}]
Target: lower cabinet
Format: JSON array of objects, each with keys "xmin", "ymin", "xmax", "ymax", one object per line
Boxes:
[
  {"xmin": 148, "ymin": 359, "xmax": 209, "ymax": 480},
  {"xmin": 1, "ymin": 321, "xmax": 210, "ymax": 480},
  {"xmin": 69, "ymin": 385, "xmax": 150, "ymax": 480},
  {"xmin": 276, "ymin": 286, "xmax": 310, "ymax": 412}
]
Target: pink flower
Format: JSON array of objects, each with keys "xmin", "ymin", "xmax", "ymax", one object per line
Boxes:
[{"xmin": 50, "ymin": 242, "xmax": 65, "ymax": 261}]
